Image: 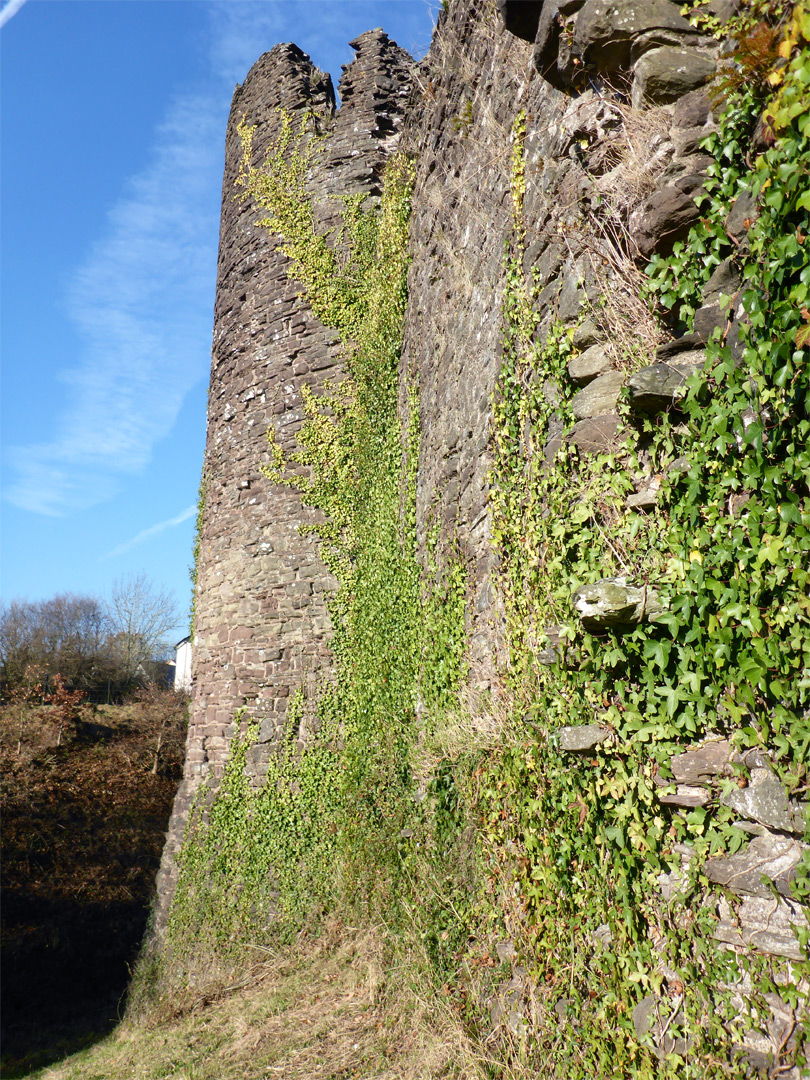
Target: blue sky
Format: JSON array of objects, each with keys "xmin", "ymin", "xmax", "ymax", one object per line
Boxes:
[{"xmin": 1, "ymin": 0, "xmax": 437, "ymax": 642}]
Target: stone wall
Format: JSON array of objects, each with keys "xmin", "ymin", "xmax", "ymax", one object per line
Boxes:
[
  {"xmin": 153, "ymin": 2, "xmax": 807, "ymax": 1067},
  {"xmin": 153, "ymin": 31, "xmax": 413, "ymax": 933}
]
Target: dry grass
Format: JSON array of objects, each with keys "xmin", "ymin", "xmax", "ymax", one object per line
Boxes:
[
  {"xmin": 592, "ymin": 102, "xmax": 673, "ymax": 216},
  {"xmin": 576, "ymin": 101, "xmax": 673, "ymax": 369},
  {"xmin": 31, "ymin": 922, "xmax": 490, "ymax": 1080}
]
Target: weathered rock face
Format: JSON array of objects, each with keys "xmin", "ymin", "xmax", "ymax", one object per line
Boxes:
[{"xmin": 153, "ymin": 31, "xmax": 413, "ymax": 934}]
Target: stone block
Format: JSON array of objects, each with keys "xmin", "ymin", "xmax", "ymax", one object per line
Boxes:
[
  {"xmin": 632, "ymin": 47, "xmax": 716, "ymax": 108},
  {"xmin": 567, "ymin": 343, "xmax": 613, "ymax": 385},
  {"xmin": 629, "ymin": 178, "xmax": 704, "ymax": 259},
  {"xmin": 704, "ymin": 833, "xmax": 807, "ymax": 899},
  {"xmin": 626, "ymin": 485, "xmax": 659, "ymax": 510},
  {"xmin": 714, "ymin": 893, "xmax": 808, "ymax": 961},
  {"xmin": 572, "ymin": 0, "xmax": 698, "ymax": 73},
  {"xmin": 721, "ymin": 776, "xmax": 805, "ymax": 835},
  {"xmin": 627, "ymin": 359, "xmax": 703, "ymax": 414},
  {"xmin": 572, "ymin": 577, "xmax": 662, "ymax": 631},
  {"xmin": 569, "ymin": 412, "xmax": 621, "ymax": 454},
  {"xmin": 557, "ymin": 724, "xmax": 611, "ymax": 751},
  {"xmin": 571, "ymin": 370, "xmax": 625, "ymax": 418}
]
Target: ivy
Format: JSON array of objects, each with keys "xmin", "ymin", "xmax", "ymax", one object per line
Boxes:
[
  {"xmin": 167, "ymin": 114, "xmax": 470, "ymax": 965},
  {"xmin": 478, "ymin": 24, "xmax": 810, "ymax": 1078}
]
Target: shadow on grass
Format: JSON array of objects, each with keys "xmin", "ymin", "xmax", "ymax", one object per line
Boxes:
[{"xmin": 0, "ymin": 891, "xmax": 151, "ymax": 1077}]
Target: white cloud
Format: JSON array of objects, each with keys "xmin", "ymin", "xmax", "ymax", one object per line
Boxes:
[
  {"xmin": 5, "ymin": 89, "xmax": 224, "ymax": 516},
  {"xmin": 206, "ymin": 0, "xmax": 351, "ymax": 84},
  {"xmin": 4, "ymin": 1, "xmax": 435, "ymax": 519},
  {"xmin": 104, "ymin": 505, "xmax": 197, "ymax": 559},
  {"xmin": 0, "ymin": 0, "xmax": 27, "ymax": 31}
]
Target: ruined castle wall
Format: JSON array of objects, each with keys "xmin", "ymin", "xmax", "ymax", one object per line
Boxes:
[
  {"xmin": 154, "ymin": 32, "xmax": 413, "ymax": 929},
  {"xmin": 400, "ymin": 1, "xmax": 566, "ymax": 679}
]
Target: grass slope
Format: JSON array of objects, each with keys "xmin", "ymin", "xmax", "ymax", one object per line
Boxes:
[{"xmin": 31, "ymin": 923, "xmax": 491, "ymax": 1080}]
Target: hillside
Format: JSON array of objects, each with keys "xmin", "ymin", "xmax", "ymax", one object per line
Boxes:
[{"xmin": 0, "ymin": 699, "xmax": 186, "ymax": 1077}]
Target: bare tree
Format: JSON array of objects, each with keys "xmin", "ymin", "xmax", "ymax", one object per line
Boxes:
[
  {"xmin": 0, "ymin": 595, "xmax": 111, "ymax": 693},
  {"xmin": 106, "ymin": 574, "xmax": 180, "ymax": 685}
]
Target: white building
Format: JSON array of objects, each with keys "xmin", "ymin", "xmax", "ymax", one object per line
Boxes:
[{"xmin": 174, "ymin": 636, "xmax": 193, "ymax": 692}]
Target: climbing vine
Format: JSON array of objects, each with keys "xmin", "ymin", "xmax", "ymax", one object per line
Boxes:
[
  {"xmin": 477, "ymin": 17, "xmax": 810, "ymax": 1077},
  {"xmin": 168, "ymin": 113, "xmax": 469, "ymax": 960}
]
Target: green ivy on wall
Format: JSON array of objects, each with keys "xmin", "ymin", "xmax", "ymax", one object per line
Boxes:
[
  {"xmin": 167, "ymin": 113, "xmax": 470, "ymax": 962},
  {"xmin": 478, "ymin": 19, "xmax": 810, "ymax": 1076}
]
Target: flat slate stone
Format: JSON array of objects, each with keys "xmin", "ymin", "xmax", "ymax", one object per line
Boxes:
[
  {"xmin": 704, "ymin": 834, "xmax": 807, "ymax": 899},
  {"xmin": 558, "ymin": 724, "xmax": 611, "ymax": 751},
  {"xmin": 627, "ymin": 486, "xmax": 659, "ymax": 510},
  {"xmin": 714, "ymin": 893, "xmax": 808, "ymax": 961},
  {"xmin": 572, "ymin": 316, "xmax": 602, "ymax": 350},
  {"xmin": 670, "ymin": 738, "xmax": 733, "ymax": 785},
  {"xmin": 571, "ymin": 370, "xmax": 625, "ymax": 418},
  {"xmin": 657, "ymin": 335, "xmax": 703, "ymax": 359},
  {"xmin": 721, "ymin": 778, "xmax": 803, "ymax": 835},
  {"xmin": 567, "ymin": 344, "xmax": 613, "ymax": 386},
  {"xmin": 629, "ymin": 177, "xmax": 704, "ymax": 260},
  {"xmin": 572, "ymin": 577, "xmax": 662, "ymax": 631},
  {"xmin": 627, "ymin": 360, "xmax": 703, "ymax": 413},
  {"xmin": 657, "ymin": 784, "xmax": 712, "ymax": 808},
  {"xmin": 702, "ymin": 258, "xmax": 740, "ymax": 305},
  {"xmin": 632, "ymin": 46, "xmax": 716, "ymax": 108},
  {"xmin": 569, "ymin": 412, "xmax": 621, "ymax": 454},
  {"xmin": 573, "ymin": 0, "xmax": 698, "ymax": 72}
]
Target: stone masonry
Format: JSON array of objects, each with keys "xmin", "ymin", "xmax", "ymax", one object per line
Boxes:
[
  {"xmin": 153, "ymin": 31, "xmax": 413, "ymax": 933},
  {"xmin": 153, "ymin": 5, "xmax": 807, "ymax": 1067}
]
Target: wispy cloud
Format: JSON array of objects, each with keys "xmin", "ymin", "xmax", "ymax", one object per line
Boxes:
[
  {"xmin": 104, "ymin": 505, "xmax": 197, "ymax": 559},
  {"xmin": 206, "ymin": 0, "xmax": 352, "ymax": 85},
  {"xmin": 4, "ymin": 1, "xmax": 434, "ymax": 519},
  {"xmin": 0, "ymin": 0, "xmax": 27, "ymax": 30},
  {"xmin": 5, "ymin": 88, "xmax": 224, "ymax": 516}
]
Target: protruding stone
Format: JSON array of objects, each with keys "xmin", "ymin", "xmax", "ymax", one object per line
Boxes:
[
  {"xmin": 533, "ymin": 3, "xmax": 566, "ymax": 89},
  {"xmin": 629, "ymin": 172, "xmax": 705, "ymax": 259},
  {"xmin": 567, "ymin": 344, "xmax": 614, "ymax": 386},
  {"xmin": 627, "ymin": 484, "xmax": 659, "ymax": 510},
  {"xmin": 627, "ymin": 360, "xmax": 703, "ymax": 413},
  {"xmin": 572, "ymin": 317, "xmax": 602, "ymax": 350},
  {"xmin": 657, "ymin": 784, "xmax": 712, "ymax": 808},
  {"xmin": 721, "ymin": 777, "xmax": 805, "ymax": 836},
  {"xmin": 702, "ymin": 258, "xmax": 740, "ymax": 305},
  {"xmin": 572, "ymin": 578, "xmax": 662, "ymax": 631},
  {"xmin": 657, "ymin": 335, "xmax": 703, "ymax": 360},
  {"xmin": 631, "ymin": 47, "xmax": 717, "ymax": 108},
  {"xmin": 632, "ymin": 995, "xmax": 658, "ymax": 1039},
  {"xmin": 725, "ymin": 188, "xmax": 758, "ymax": 241},
  {"xmin": 572, "ymin": 0, "xmax": 698, "ymax": 73},
  {"xmin": 571, "ymin": 370, "xmax": 625, "ymax": 418},
  {"xmin": 558, "ymin": 724, "xmax": 611, "ymax": 751},
  {"xmin": 570, "ymin": 413, "xmax": 621, "ymax": 455},
  {"xmin": 704, "ymin": 834, "xmax": 807, "ymax": 899},
  {"xmin": 714, "ymin": 893, "xmax": 808, "ymax": 961},
  {"xmin": 668, "ymin": 738, "xmax": 733, "ymax": 786}
]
